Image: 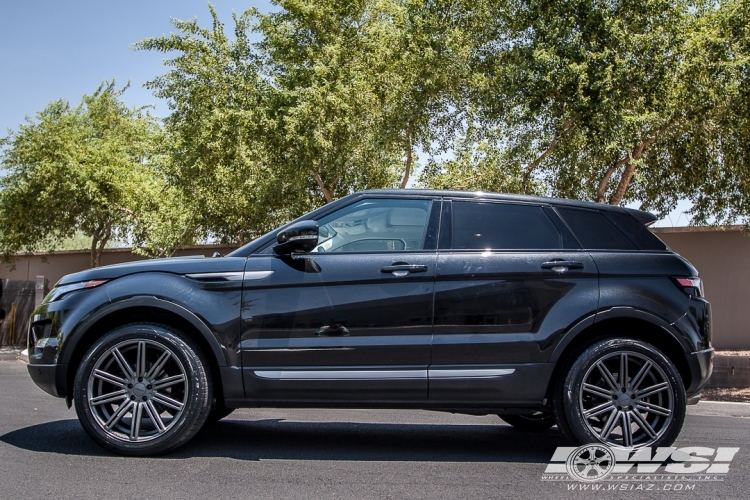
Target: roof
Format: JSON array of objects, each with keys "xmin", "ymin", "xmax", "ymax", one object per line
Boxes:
[{"xmin": 360, "ymin": 189, "xmax": 657, "ymax": 225}]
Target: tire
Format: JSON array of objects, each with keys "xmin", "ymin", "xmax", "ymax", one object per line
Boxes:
[
  {"xmin": 73, "ymin": 323, "xmax": 213, "ymax": 456},
  {"xmin": 500, "ymin": 411, "xmax": 556, "ymax": 431},
  {"xmin": 553, "ymin": 338, "xmax": 686, "ymax": 449}
]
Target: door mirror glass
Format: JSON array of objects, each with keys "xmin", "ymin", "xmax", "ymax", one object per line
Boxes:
[{"xmin": 274, "ymin": 221, "xmax": 319, "ymax": 255}]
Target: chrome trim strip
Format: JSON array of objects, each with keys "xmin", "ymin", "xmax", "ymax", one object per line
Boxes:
[
  {"xmin": 243, "ymin": 270, "xmax": 274, "ymax": 280},
  {"xmin": 428, "ymin": 368, "xmax": 515, "ymax": 379},
  {"xmin": 185, "ymin": 272, "xmax": 244, "ymax": 281},
  {"xmin": 253, "ymin": 369, "xmax": 427, "ymax": 380}
]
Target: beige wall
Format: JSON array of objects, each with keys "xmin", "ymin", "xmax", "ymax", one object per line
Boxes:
[
  {"xmin": 653, "ymin": 227, "xmax": 748, "ymax": 350},
  {"xmin": 1, "ymin": 229, "xmax": 748, "ymax": 349},
  {"xmin": 0, "ymin": 245, "xmax": 238, "ymax": 287}
]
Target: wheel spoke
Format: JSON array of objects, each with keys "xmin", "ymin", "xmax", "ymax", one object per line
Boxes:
[
  {"xmin": 583, "ymin": 383, "xmax": 615, "ymax": 399},
  {"xmin": 600, "ymin": 408, "xmax": 620, "ymax": 439},
  {"xmin": 636, "ymin": 382, "xmax": 669, "ymax": 399},
  {"xmin": 90, "ymin": 389, "xmax": 127, "ymax": 406},
  {"xmin": 596, "ymin": 362, "xmax": 620, "ymax": 393},
  {"xmin": 112, "ymin": 347, "xmax": 135, "ymax": 379},
  {"xmin": 144, "ymin": 400, "xmax": 166, "ymax": 433},
  {"xmin": 584, "ymin": 400, "xmax": 616, "ymax": 418},
  {"xmin": 631, "ymin": 409, "xmax": 658, "ymax": 440},
  {"xmin": 628, "ymin": 360, "xmax": 653, "ymax": 392},
  {"xmin": 136, "ymin": 341, "xmax": 147, "ymax": 377},
  {"xmin": 152, "ymin": 374, "xmax": 186, "ymax": 391},
  {"xmin": 152, "ymin": 392, "xmax": 184, "ymax": 411},
  {"xmin": 93, "ymin": 369, "xmax": 127, "ymax": 388},
  {"xmin": 621, "ymin": 411, "xmax": 633, "ymax": 447},
  {"xmin": 130, "ymin": 403, "xmax": 143, "ymax": 441},
  {"xmin": 145, "ymin": 350, "xmax": 171, "ymax": 380},
  {"xmin": 620, "ymin": 353, "xmax": 628, "ymax": 391},
  {"xmin": 105, "ymin": 400, "xmax": 134, "ymax": 430},
  {"xmin": 636, "ymin": 400, "xmax": 672, "ymax": 417}
]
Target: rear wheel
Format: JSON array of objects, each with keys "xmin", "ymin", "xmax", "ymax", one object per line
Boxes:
[
  {"xmin": 553, "ymin": 338, "xmax": 686, "ymax": 449},
  {"xmin": 73, "ymin": 323, "xmax": 212, "ymax": 456},
  {"xmin": 500, "ymin": 411, "xmax": 555, "ymax": 431}
]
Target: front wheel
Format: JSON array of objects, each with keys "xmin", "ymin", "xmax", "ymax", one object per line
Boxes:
[
  {"xmin": 73, "ymin": 323, "xmax": 213, "ymax": 456},
  {"xmin": 553, "ymin": 338, "xmax": 686, "ymax": 450}
]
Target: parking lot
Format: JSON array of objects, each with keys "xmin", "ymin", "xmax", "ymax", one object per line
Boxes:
[{"xmin": 2, "ymin": 359, "xmax": 750, "ymax": 499}]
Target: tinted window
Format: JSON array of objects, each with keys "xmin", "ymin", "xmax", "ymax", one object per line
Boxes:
[
  {"xmin": 603, "ymin": 211, "xmax": 667, "ymax": 251},
  {"xmin": 451, "ymin": 202, "xmax": 561, "ymax": 250},
  {"xmin": 314, "ymin": 199, "xmax": 432, "ymax": 252},
  {"xmin": 556, "ymin": 207, "xmax": 636, "ymax": 250}
]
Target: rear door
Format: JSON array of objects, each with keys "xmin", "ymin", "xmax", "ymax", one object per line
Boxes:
[{"xmin": 429, "ymin": 199, "xmax": 598, "ymax": 404}]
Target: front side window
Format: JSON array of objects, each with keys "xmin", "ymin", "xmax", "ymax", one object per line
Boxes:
[
  {"xmin": 314, "ymin": 198, "xmax": 432, "ymax": 253},
  {"xmin": 451, "ymin": 201, "xmax": 561, "ymax": 250}
]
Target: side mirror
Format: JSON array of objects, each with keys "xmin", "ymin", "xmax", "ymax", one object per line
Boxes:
[{"xmin": 274, "ymin": 220, "xmax": 319, "ymax": 255}]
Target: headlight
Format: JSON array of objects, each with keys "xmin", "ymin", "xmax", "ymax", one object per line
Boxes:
[{"xmin": 46, "ymin": 279, "xmax": 109, "ymax": 302}]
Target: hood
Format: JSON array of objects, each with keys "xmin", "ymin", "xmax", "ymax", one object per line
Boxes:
[{"xmin": 56, "ymin": 256, "xmax": 248, "ymax": 286}]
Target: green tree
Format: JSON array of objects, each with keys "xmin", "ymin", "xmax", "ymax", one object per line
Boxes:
[
  {"xmin": 433, "ymin": 0, "xmax": 750, "ymax": 224},
  {"xmin": 0, "ymin": 82, "xmax": 174, "ymax": 267}
]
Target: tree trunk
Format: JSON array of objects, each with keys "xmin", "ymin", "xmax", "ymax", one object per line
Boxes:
[
  {"xmin": 89, "ymin": 222, "xmax": 112, "ymax": 268},
  {"xmin": 400, "ymin": 123, "xmax": 414, "ymax": 189},
  {"xmin": 311, "ymin": 171, "xmax": 334, "ymax": 203}
]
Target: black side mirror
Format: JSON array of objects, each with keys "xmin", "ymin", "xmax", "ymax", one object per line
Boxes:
[{"xmin": 274, "ymin": 220, "xmax": 319, "ymax": 255}]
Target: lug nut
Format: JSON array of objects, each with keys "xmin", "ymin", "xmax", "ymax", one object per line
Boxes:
[
  {"xmin": 130, "ymin": 396, "xmax": 135, "ymax": 401},
  {"xmin": 128, "ymin": 384, "xmax": 133, "ymax": 389},
  {"xmin": 138, "ymin": 377, "xmax": 143, "ymax": 382},
  {"xmin": 142, "ymin": 396, "xmax": 147, "ymax": 401},
  {"xmin": 146, "ymin": 385, "xmax": 152, "ymax": 390}
]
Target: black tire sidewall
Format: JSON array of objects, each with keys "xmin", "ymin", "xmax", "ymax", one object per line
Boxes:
[
  {"xmin": 560, "ymin": 338, "xmax": 686, "ymax": 449},
  {"xmin": 73, "ymin": 323, "xmax": 212, "ymax": 456}
]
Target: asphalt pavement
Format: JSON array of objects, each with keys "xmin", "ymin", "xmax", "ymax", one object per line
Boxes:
[{"xmin": 2, "ymin": 359, "xmax": 750, "ymax": 499}]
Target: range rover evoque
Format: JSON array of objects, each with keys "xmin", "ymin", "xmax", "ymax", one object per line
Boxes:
[{"xmin": 27, "ymin": 190, "xmax": 713, "ymax": 455}]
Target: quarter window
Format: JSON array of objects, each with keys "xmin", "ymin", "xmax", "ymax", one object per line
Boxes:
[
  {"xmin": 450, "ymin": 202, "xmax": 561, "ymax": 250},
  {"xmin": 556, "ymin": 207, "xmax": 637, "ymax": 250},
  {"xmin": 314, "ymin": 199, "xmax": 432, "ymax": 253}
]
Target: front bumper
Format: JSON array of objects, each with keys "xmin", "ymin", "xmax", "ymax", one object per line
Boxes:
[
  {"xmin": 684, "ymin": 347, "xmax": 714, "ymax": 397},
  {"xmin": 27, "ymin": 363, "xmax": 68, "ymax": 398}
]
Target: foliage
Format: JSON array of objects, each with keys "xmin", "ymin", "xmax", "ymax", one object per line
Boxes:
[{"xmin": 0, "ymin": 81, "xmax": 181, "ymax": 266}]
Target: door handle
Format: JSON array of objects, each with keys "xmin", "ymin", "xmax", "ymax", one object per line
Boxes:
[
  {"xmin": 540, "ymin": 261, "xmax": 584, "ymax": 273},
  {"xmin": 381, "ymin": 264, "xmax": 428, "ymax": 277}
]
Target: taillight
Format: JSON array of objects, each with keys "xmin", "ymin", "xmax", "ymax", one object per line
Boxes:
[{"xmin": 672, "ymin": 277, "xmax": 703, "ymax": 297}]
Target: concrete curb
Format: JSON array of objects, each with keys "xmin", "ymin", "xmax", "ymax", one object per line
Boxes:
[
  {"xmin": 705, "ymin": 354, "xmax": 750, "ymax": 388},
  {"xmin": 0, "ymin": 347, "xmax": 23, "ymax": 362}
]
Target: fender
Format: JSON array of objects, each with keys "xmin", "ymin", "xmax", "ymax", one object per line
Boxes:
[
  {"xmin": 59, "ymin": 295, "xmax": 229, "ymax": 367},
  {"xmin": 549, "ymin": 306, "xmax": 693, "ymax": 363}
]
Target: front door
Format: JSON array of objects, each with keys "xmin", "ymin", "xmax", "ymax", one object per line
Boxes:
[{"xmin": 241, "ymin": 197, "xmax": 439, "ymax": 402}]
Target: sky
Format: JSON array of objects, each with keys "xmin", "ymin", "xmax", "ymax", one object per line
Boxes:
[
  {"xmin": 0, "ymin": 0, "xmax": 270, "ymax": 133},
  {"xmin": 0, "ymin": 1, "xmax": 693, "ymax": 226}
]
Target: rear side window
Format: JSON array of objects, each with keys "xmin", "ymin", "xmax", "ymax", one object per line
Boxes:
[
  {"xmin": 451, "ymin": 202, "xmax": 561, "ymax": 250},
  {"xmin": 603, "ymin": 212, "xmax": 667, "ymax": 251},
  {"xmin": 556, "ymin": 207, "xmax": 636, "ymax": 250}
]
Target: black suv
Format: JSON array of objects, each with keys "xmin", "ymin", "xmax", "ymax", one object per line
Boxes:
[{"xmin": 27, "ymin": 190, "xmax": 713, "ymax": 455}]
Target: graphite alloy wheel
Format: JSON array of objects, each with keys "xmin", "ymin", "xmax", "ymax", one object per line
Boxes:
[
  {"xmin": 74, "ymin": 323, "xmax": 212, "ymax": 456},
  {"xmin": 500, "ymin": 412, "xmax": 556, "ymax": 431},
  {"xmin": 554, "ymin": 338, "xmax": 686, "ymax": 449}
]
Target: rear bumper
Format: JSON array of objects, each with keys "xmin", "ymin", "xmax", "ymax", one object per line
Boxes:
[
  {"xmin": 27, "ymin": 363, "xmax": 67, "ymax": 398},
  {"xmin": 684, "ymin": 347, "xmax": 714, "ymax": 396}
]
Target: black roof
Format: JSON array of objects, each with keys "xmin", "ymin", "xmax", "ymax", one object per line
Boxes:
[{"xmin": 359, "ymin": 189, "xmax": 657, "ymax": 226}]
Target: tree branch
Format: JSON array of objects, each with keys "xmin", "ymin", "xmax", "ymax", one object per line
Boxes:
[{"xmin": 522, "ymin": 117, "xmax": 577, "ymax": 194}]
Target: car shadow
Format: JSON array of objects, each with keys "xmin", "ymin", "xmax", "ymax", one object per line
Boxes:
[{"xmin": 0, "ymin": 418, "xmax": 569, "ymax": 462}]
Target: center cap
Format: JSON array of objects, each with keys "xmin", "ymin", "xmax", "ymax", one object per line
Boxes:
[
  {"xmin": 617, "ymin": 393, "xmax": 633, "ymax": 407},
  {"xmin": 132, "ymin": 383, "xmax": 147, "ymax": 398}
]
